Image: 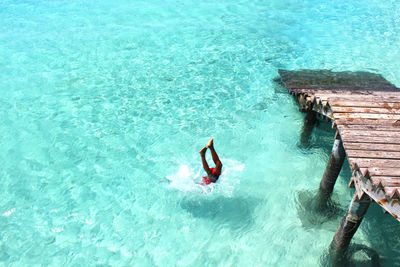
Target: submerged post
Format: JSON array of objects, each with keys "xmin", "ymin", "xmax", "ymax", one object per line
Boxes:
[
  {"xmin": 318, "ymin": 132, "xmax": 346, "ymax": 199},
  {"xmin": 329, "ymin": 193, "xmax": 371, "ymax": 262},
  {"xmin": 299, "ymin": 111, "xmax": 317, "ymax": 146}
]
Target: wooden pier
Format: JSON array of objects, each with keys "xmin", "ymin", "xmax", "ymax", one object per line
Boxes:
[{"xmin": 278, "ymin": 69, "xmax": 400, "ymax": 257}]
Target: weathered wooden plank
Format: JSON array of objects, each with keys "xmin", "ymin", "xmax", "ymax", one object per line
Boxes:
[
  {"xmin": 331, "ymin": 106, "xmax": 400, "ymax": 114},
  {"xmin": 335, "ymin": 118, "xmax": 400, "ymax": 126},
  {"xmin": 337, "ymin": 124, "xmax": 400, "ymax": 132},
  {"xmin": 316, "ymin": 95, "xmax": 400, "ymax": 102},
  {"xmin": 313, "ymin": 91, "xmax": 400, "ymax": 97},
  {"xmin": 340, "ymin": 130, "xmax": 400, "ymax": 138},
  {"xmin": 349, "ymin": 158, "xmax": 400, "ymax": 168},
  {"xmin": 334, "ymin": 113, "xmax": 400, "ymax": 120},
  {"xmin": 364, "ymin": 167, "xmax": 400, "ymax": 176},
  {"xmin": 364, "ymin": 90, "xmax": 400, "ymax": 97},
  {"xmin": 322, "ymin": 97, "xmax": 399, "ymax": 103},
  {"xmin": 346, "ymin": 150, "xmax": 400, "ymax": 160},
  {"xmin": 298, "ymin": 89, "xmax": 400, "ymax": 97},
  {"xmin": 329, "ymin": 100, "xmax": 400, "ymax": 109},
  {"xmin": 341, "ymin": 135, "xmax": 400, "ymax": 144},
  {"xmin": 295, "ymin": 88, "xmax": 400, "ymax": 97},
  {"xmin": 343, "ymin": 142, "xmax": 400, "ymax": 152},
  {"xmin": 371, "ymin": 177, "xmax": 400, "ymax": 187}
]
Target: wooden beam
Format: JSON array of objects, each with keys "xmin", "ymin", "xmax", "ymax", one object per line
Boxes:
[
  {"xmin": 340, "ymin": 130, "xmax": 400, "ymax": 137},
  {"xmin": 337, "ymin": 124, "xmax": 400, "ymax": 132},
  {"xmin": 329, "ymin": 100, "xmax": 400, "ymax": 108},
  {"xmin": 334, "ymin": 113, "xmax": 400, "ymax": 120},
  {"xmin": 348, "ymin": 158, "xmax": 400, "ymax": 168},
  {"xmin": 331, "ymin": 106, "xmax": 400, "ymax": 114},
  {"xmin": 335, "ymin": 118, "xmax": 400, "ymax": 126},
  {"xmin": 346, "ymin": 150, "xmax": 400, "ymax": 160},
  {"xmin": 343, "ymin": 142, "xmax": 400, "ymax": 152},
  {"xmin": 298, "ymin": 89, "xmax": 400, "ymax": 97},
  {"xmin": 365, "ymin": 167, "xmax": 400, "ymax": 176},
  {"xmin": 317, "ymin": 95, "xmax": 400, "ymax": 102},
  {"xmin": 341, "ymin": 135, "xmax": 400, "ymax": 144}
]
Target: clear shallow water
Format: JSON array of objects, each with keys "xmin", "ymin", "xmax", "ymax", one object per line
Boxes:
[{"xmin": 1, "ymin": 0, "xmax": 400, "ymax": 266}]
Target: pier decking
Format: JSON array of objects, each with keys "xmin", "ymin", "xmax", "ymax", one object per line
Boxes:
[
  {"xmin": 279, "ymin": 69, "xmax": 400, "ymax": 221},
  {"xmin": 279, "ymin": 69, "xmax": 400, "ymax": 258}
]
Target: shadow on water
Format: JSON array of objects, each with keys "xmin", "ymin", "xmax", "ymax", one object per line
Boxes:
[
  {"xmin": 252, "ymin": 94, "xmax": 278, "ymax": 112},
  {"xmin": 295, "ymin": 189, "xmax": 344, "ymax": 230},
  {"xmin": 296, "ymin": 113, "xmax": 335, "ymax": 151},
  {"xmin": 317, "ymin": 194, "xmax": 400, "ymax": 267},
  {"xmin": 180, "ymin": 196, "xmax": 258, "ymax": 232},
  {"xmin": 320, "ymin": 243, "xmax": 383, "ymax": 267},
  {"xmin": 251, "ymin": 75, "xmax": 295, "ymax": 112},
  {"xmin": 359, "ymin": 203, "xmax": 400, "ymax": 266},
  {"xmin": 272, "ymin": 76, "xmax": 287, "ymax": 94}
]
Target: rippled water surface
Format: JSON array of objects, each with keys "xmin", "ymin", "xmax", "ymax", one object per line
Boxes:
[{"xmin": 1, "ymin": 0, "xmax": 400, "ymax": 266}]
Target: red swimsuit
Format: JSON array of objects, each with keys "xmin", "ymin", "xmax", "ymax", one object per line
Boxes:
[{"xmin": 202, "ymin": 168, "xmax": 221, "ymax": 185}]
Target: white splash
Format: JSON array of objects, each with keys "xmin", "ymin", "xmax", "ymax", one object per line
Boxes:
[
  {"xmin": 2, "ymin": 208, "xmax": 15, "ymax": 217},
  {"xmin": 165, "ymin": 159, "xmax": 245, "ymax": 196},
  {"xmin": 165, "ymin": 165, "xmax": 203, "ymax": 192}
]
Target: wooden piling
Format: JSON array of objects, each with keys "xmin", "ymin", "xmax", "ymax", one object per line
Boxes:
[
  {"xmin": 299, "ymin": 111, "xmax": 317, "ymax": 146},
  {"xmin": 330, "ymin": 193, "xmax": 371, "ymax": 262},
  {"xmin": 313, "ymin": 132, "xmax": 346, "ymax": 211},
  {"xmin": 319, "ymin": 132, "xmax": 346, "ymax": 197}
]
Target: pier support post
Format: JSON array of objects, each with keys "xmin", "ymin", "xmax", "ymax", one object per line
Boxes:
[
  {"xmin": 318, "ymin": 132, "xmax": 346, "ymax": 199},
  {"xmin": 329, "ymin": 193, "xmax": 371, "ymax": 263},
  {"xmin": 299, "ymin": 111, "xmax": 317, "ymax": 146}
]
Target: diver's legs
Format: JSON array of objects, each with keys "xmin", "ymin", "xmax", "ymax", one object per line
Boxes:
[
  {"xmin": 200, "ymin": 147, "xmax": 212, "ymax": 175},
  {"xmin": 207, "ymin": 138, "xmax": 222, "ymax": 173}
]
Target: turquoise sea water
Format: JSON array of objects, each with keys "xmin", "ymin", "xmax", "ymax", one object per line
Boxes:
[{"xmin": 1, "ymin": 0, "xmax": 400, "ymax": 266}]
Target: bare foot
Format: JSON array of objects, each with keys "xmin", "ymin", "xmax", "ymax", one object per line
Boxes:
[
  {"xmin": 206, "ymin": 137, "xmax": 214, "ymax": 148},
  {"xmin": 199, "ymin": 147, "xmax": 207, "ymax": 155}
]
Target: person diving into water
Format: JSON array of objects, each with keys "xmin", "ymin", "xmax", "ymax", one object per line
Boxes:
[{"xmin": 199, "ymin": 138, "xmax": 222, "ymax": 185}]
